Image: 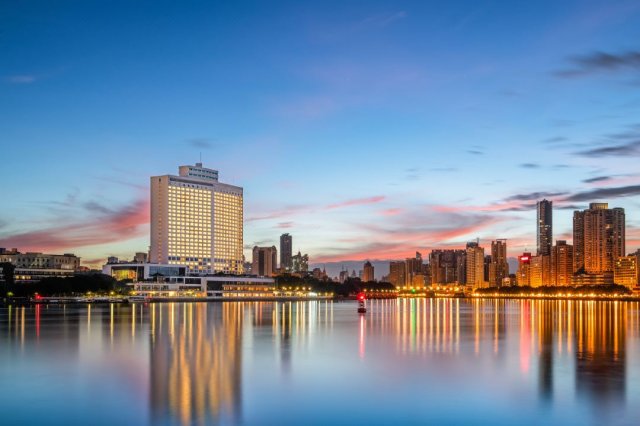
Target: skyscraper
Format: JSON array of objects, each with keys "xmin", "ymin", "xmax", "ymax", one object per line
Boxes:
[
  {"xmin": 465, "ymin": 241, "xmax": 485, "ymax": 288},
  {"xmin": 573, "ymin": 203, "xmax": 625, "ymax": 275},
  {"xmin": 363, "ymin": 261, "xmax": 375, "ymax": 282},
  {"xmin": 150, "ymin": 163, "xmax": 243, "ymax": 274},
  {"xmin": 537, "ymin": 199, "xmax": 553, "ymax": 256},
  {"xmin": 551, "ymin": 240, "xmax": 573, "ymax": 286},
  {"xmin": 280, "ymin": 233, "xmax": 292, "ymax": 271},
  {"xmin": 489, "ymin": 239, "xmax": 509, "ymax": 287},
  {"xmin": 388, "ymin": 261, "xmax": 406, "ymax": 288},
  {"xmin": 252, "ymin": 246, "xmax": 277, "ymax": 277}
]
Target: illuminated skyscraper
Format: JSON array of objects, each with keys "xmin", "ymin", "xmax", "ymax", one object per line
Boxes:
[
  {"xmin": 465, "ymin": 241, "xmax": 485, "ymax": 288},
  {"xmin": 573, "ymin": 203, "xmax": 625, "ymax": 275},
  {"xmin": 537, "ymin": 199, "xmax": 553, "ymax": 256},
  {"xmin": 551, "ymin": 240, "xmax": 573, "ymax": 286},
  {"xmin": 280, "ymin": 233, "xmax": 292, "ymax": 271},
  {"xmin": 149, "ymin": 163, "xmax": 243, "ymax": 274},
  {"xmin": 517, "ymin": 252, "xmax": 532, "ymax": 286}
]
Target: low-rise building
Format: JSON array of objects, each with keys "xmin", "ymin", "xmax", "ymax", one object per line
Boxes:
[
  {"xmin": 0, "ymin": 248, "xmax": 80, "ymax": 283},
  {"xmin": 614, "ymin": 255, "xmax": 639, "ymax": 288}
]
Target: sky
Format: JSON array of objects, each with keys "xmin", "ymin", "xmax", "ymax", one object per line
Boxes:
[{"xmin": 2, "ymin": 0, "xmax": 640, "ymax": 275}]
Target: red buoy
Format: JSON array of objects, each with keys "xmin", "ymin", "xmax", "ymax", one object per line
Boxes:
[{"xmin": 357, "ymin": 292, "xmax": 366, "ymax": 313}]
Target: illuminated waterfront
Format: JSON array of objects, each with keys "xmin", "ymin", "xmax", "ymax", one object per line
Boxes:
[{"xmin": 1, "ymin": 299, "xmax": 640, "ymax": 425}]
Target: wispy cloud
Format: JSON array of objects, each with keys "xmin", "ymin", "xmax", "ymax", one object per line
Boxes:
[
  {"xmin": 583, "ymin": 176, "xmax": 611, "ymax": 183},
  {"xmin": 326, "ymin": 196, "xmax": 385, "ymax": 210},
  {"xmin": 555, "ymin": 49, "xmax": 640, "ymax": 78},
  {"xmin": 185, "ymin": 138, "xmax": 218, "ymax": 149},
  {"xmin": 0, "ymin": 197, "xmax": 149, "ymax": 253},
  {"xmin": 576, "ymin": 140, "xmax": 640, "ymax": 157},
  {"xmin": 564, "ymin": 184, "xmax": 640, "ymax": 202},
  {"xmin": 5, "ymin": 74, "xmax": 37, "ymax": 84},
  {"xmin": 519, "ymin": 163, "xmax": 540, "ymax": 169}
]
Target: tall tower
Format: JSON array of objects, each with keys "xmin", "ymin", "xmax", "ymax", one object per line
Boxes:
[
  {"xmin": 573, "ymin": 203, "xmax": 625, "ymax": 275},
  {"xmin": 280, "ymin": 233, "xmax": 292, "ymax": 271},
  {"xmin": 551, "ymin": 240, "xmax": 573, "ymax": 286},
  {"xmin": 149, "ymin": 163, "xmax": 244, "ymax": 274},
  {"xmin": 489, "ymin": 239, "xmax": 509, "ymax": 287},
  {"xmin": 537, "ymin": 199, "xmax": 553, "ymax": 256},
  {"xmin": 465, "ymin": 241, "xmax": 485, "ymax": 288}
]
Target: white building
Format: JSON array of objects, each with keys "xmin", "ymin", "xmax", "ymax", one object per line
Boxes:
[{"xmin": 149, "ymin": 163, "xmax": 244, "ymax": 274}]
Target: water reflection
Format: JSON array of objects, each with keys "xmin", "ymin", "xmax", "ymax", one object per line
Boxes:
[
  {"xmin": 1, "ymin": 299, "xmax": 639, "ymax": 425},
  {"xmin": 149, "ymin": 303, "xmax": 243, "ymax": 425}
]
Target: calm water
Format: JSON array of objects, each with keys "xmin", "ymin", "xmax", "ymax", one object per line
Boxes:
[{"xmin": 1, "ymin": 299, "xmax": 640, "ymax": 425}]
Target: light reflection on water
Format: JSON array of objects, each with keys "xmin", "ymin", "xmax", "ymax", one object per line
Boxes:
[{"xmin": 1, "ymin": 299, "xmax": 639, "ymax": 425}]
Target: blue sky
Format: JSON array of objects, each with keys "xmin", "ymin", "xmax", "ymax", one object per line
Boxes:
[{"xmin": 2, "ymin": 0, "xmax": 640, "ymax": 269}]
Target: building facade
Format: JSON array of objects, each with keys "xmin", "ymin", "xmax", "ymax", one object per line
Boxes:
[
  {"xmin": 537, "ymin": 199, "xmax": 553, "ymax": 256},
  {"xmin": 388, "ymin": 261, "xmax": 406, "ymax": 288},
  {"xmin": 280, "ymin": 233, "xmax": 292, "ymax": 271},
  {"xmin": 465, "ymin": 242, "xmax": 485, "ymax": 288},
  {"xmin": 292, "ymin": 251, "xmax": 309, "ymax": 273},
  {"xmin": 551, "ymin": 240, "xmax": 573, "ymax": 286},
  {"xmin": 573, "ymin": 203, "xmax": 625, "ymax": 278},
  {"xmin": 530, "ymin": 255, "xmax": 551, "ymax": 287},
  {"xmin": 429, "ymin": 250, "xmax": 466, "ymax": 285},
  {"xmin": 252, "ymin": 246, "xmax": 277, "ymax": 277},
  {"xmin": 363, "ymin": 261, "xmax": 375, "ymax": 282},
  {"xmin": 517, "ymin": 252, "xmax": 532, "ymax": 286},
  {"xmin": 150, "ymin": 163, "xmax": 243, "ymax": 274},
  {"xmin": 0, "ymin": 248, "xmax": 80, "ymax": 283},
  {"xmin": 614, "ymin": 255, "xmax": 639, "ymax": 288},
  {"xmin": 489, "ymin": 239, "xmax": 509, "ymax": 287}
]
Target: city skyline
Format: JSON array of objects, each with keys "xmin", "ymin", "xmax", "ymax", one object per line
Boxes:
[{"xmin": 2, "ymin": 1, "xmax": 640, "ymax": 267}]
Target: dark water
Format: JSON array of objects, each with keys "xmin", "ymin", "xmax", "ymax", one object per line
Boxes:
[{"xmin": 1, "ymin": 299, "xmax": 639, "ymax": 425}]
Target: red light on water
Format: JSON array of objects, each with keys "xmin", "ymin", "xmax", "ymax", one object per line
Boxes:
[{"xmin": 357, "ymin": 292, "xmax": 366, "ymax": 301}]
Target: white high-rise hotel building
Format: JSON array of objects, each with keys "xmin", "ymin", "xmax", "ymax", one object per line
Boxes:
[{"xmin": 150, "ymin": 163, "xmax": 243, "ymax": 274}]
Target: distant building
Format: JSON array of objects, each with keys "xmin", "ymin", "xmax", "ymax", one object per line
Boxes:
[
  {"xmin": 292, "ymin": 251, "xmax": 309, "ymax": 273},
  {"xmin": 363, "ymin": 261, "xmax": 375, "ymax": 282},
  {"xmin": 614, "ymin": 255, "xmax": 639, "ymax": 288},
  {"xmin": 537, "ymin": 199, "xmax": 553, "ymax": 256},
  {"xmin": 530, "ymin": 255, "xmax": 551, "ymax": 287},
  {"xmin": 133, "ymin": 252, "xmax": 148, "ymax": 263},
  {"xmin": 280, "ymin": 233, "xmax": 293, "ymax": 271},
  {"xmin": 405, "ymin": 252, "xmax": 423, "ymax": 286},
  {"xmin": 551, "ymin": 240, "xmax": 573, "ymax": 286},
  {"xmin": 0, "ymin": 248, "xmax": 80, "ymax": 283},
  {"xmin": 388, "ymin": 261, "xmax": 407, "ymax": 288},
  {"xmin": 465, "ymin": 242, "xmax": 485, "ymax": 288},
  {"xmin": 339, "ymin": 269, "xmax": 350, "ymax": 283},
  {"xmin": 252, "ymin": 246, "xmax": 277, "ymax": 277},
  {"xmin": 489, "ymin": 239, "xmax": 509, "ymax": 287},
  {"xmin": 150, "ymin": 163, "xmax": 243, "ymax": 274},
  {"xmin": 102, "ymin": 263, "xmax": 187, "ymax": 281},
  {"xmin": 429, "ymin": 249, "xmax": 466, "ymax": 284},
  {"xmin": 517, "ymin": 252, "xmax": 532, "ymax": 286},
  {"xmin": 573, "ymin": 203, "xmax": 625, "ymax": 278}
]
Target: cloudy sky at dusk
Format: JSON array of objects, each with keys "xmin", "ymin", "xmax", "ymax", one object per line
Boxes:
[{"xmin": 2, "ymin": 0, "xmax": 640, "ymax": 270}]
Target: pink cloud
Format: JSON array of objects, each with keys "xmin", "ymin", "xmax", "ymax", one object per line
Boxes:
[
  {"xmin": 379, "ymin": 208, "xmax": 403, "ymax": 216},
  {"xmin": 0, "ymin": 197, "xmax": 149, "ymax": 255},
  {"xmin": 326, "ymin": 196, "xmax": 385, "ymax": 210}
]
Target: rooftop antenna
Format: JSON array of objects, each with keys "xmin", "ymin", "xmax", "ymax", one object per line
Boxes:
[{"xmin": 199, "ymin": 152, "xmax": 202, "ymax": 163}]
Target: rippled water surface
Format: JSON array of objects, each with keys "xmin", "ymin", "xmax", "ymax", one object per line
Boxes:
[{"xmin": 1, "ymin": 299, "xmax": 640, "ymax": 425}]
